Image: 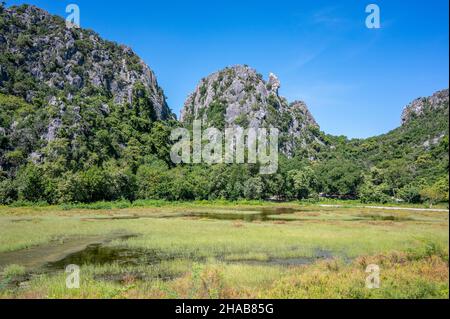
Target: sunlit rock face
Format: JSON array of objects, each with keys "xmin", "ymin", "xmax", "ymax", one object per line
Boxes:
[
  {"xmin": 0, "ymin": 5, "xmax": 173, "ymax": 120},
  {"xmin": 0, "ymin": 4, "xmax": 175, "ymax": 174},
  {"xmin": 180, "ymin": 65, "xmax": 325, "ymax": 157},
  {"xmin": 401, "ymin": 89, "xmax": 449, "ymax": 125}
]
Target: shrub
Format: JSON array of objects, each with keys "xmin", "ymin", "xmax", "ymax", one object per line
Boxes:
[
  {"xmin": 235, "ymin": 114, "xmax": 249, "ymax": 128},
  {"xmin": 359, "ymin": 182, "xmax": 391, "ymax": 204},
  {"xmin": 0, "ymin": 179, "xmax": 18, "ymax": 205},
  {"xmin": 16, "ymin": 164, "xmax": 47, "ymax": 202},
  {"xmin": 57, "ymin": 166, "xmax": 117, "ymax": 203},
  {"xmin": 420, "ymin": 176, "xmax": 449, "ymax": 208},
  {"xmin": 243, "ymin": 176, "xmax": 264, "ymax": 200},
  {"xmin": 206, "ymin": 100, "xmax": 226, "ymax": 129},
  {"xmin": 136, "ymin": 161, "xmax": 169, "ymax": 200},
  {"xmin": 2, "ymin": 264, "xmax": 26, "ymax": 278},
  {"xmin": 398, "ymin": 184, "xmax": 422, "ymax": 203}
]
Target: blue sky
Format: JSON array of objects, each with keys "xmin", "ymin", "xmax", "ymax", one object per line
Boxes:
[{"xmin": 6, "ymin": 0, "xmax": 449, "ymax": 138}]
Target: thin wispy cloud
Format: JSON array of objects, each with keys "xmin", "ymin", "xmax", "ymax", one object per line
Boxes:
[
  {"xmin": 312, "ymin": 8, "xmax": 345, "ymax": 26},
  {"xmin": 310, "ymin": 5, "xmax": 351, "ymax": 29},
  {"xmin": 292, "ymin": 48, "xmax": 326, "ymax": 69}
]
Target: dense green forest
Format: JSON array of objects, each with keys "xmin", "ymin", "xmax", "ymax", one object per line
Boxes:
[
  {"xmin": 0, "ymin": 91, "xmax": 448, "ymax": 206},
  {"xmin": 0, "ymin": 3, "xmax": 448, "ymax": 206}
]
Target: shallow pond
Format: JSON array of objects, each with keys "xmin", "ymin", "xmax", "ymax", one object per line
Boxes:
[
  {"xmin": 0, "ymin": 234, "xmax": 136, "ymax": 270},
  {"xmin": 175, "ymin": 207, "xmax": 299, "ymax": 222},
  {"xmin": 45, "ymin": 243, "xmax": 337, "ymax": 272},
  {"xmin": 84, "ymin": 207, "xmax": 300, "ymax": 223}
]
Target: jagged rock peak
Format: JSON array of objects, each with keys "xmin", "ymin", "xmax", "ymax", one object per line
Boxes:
[
  {"xmin": 289, "ymin": 100, "xmax": 319, "ymax": 128},
  {"xmin": 268, "ymin": 72, "xmax": 281, "ymax": 94},
  {"xmin": 181, "ymin": 65, "xmax": 298, "ymax": 125},
  {"xmin": 180, "ymin": 65, "xmax": 325, "ymax": 157},
  {"xmin": 401, "ymin": 89, "xmax": 449, "ymax": 125}
]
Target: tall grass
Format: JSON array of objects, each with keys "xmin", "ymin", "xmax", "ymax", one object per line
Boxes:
[
  {"xmin": 0, "ymin": 204, "xmax": 447, "ymax": 299},
  {"xmin": 4, "ymin": 198, "xmax": 448, "ymax": 211}
]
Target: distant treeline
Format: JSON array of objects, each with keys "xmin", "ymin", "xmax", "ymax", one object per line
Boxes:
[{"xmin": 0, "ymin": 92, "xmax": 448, "ymax": 206}]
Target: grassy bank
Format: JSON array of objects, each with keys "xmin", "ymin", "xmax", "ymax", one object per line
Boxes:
[
  {"xmin": 0, "ymin": 203, "xmax": 448, "ymax": 299},
  {"xmin": 2, "ymin": 198, "xmax": 449, "ymax": 212}
]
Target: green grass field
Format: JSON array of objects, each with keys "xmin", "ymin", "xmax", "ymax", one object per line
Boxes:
[{"xmin": 0, "ymin": 202, "xmax": 448, "ymax": 299}]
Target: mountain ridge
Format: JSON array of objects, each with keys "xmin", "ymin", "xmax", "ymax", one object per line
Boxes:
[
  {"xmin": 0, "ymin": 4, "xmax": 173, "ymax": 120},
  {"xmin": 401, "ymin": 88, "xmax": 449, "ymax": 125},
  {"xmin": 0, "ymin": 3, "xmax": 448, "ymax": 205}
]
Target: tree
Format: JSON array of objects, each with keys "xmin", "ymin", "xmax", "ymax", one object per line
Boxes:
[
  {"xmin": 131, "ymin": 82, "xmax": 157, "ymax": 131},
  {"xmin": 187, "ymin": 166, "xmax": 210, "ymax": 200},
  {"xmin": 16, "ymin": 164, "xmax": 47, "ymax": 202},
  {"xmin": 136, "ymin": 160, "xmax": 169, "ymax": 200},
  {"xmin": 165, "ymin": 166, "xmax": 195, "ymax": 200},
  {"xmin": 380, "ymin": 159, "xmax": 413, "ymax": 198},
  {"xmin": 146, "ymin": 122, "xmax": 174, "ymax": 164},
  {"xmin": 0, "ymin": 178, "xmax": 17, "ymax": 204},
  {"xmin": 104, "ymin": 160, "xmax": 137, "ymax": 201},
  {"xmin": 359, "ymin": 180, "xmax": 390, "ymax": 204},
  {"xmin": 263, "ymin": 173, "xmax": 285, "ymax": 200},
  {"xmin": 288, "ymin": 168, "xmax": 317, "ymax": 200},
  {"xmin": 421, "ymin": 176, "xmax": 449, "ymax": 208},
  {"xmin": 58, "ymin": 166, "xmax": 115, "ymax": 203},
  {"xmin": 398, "ymin": 184, "xmax": 422, "ymax": 204},
  {"xmin": 243, "ymin": 176, "xmax": 264, "ymax": 200},
  {"xmin": 315, "ymin": 159, "xmax": 363, "ymax": 197}
]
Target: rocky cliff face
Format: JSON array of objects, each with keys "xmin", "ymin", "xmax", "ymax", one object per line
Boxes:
[
  {"xmin": 0, "ymin": 4, "xmax": 173, "ymax": 120},
  {"xmin": 180, "ymin": 65, "xmax": 324, "ymax": 157},
  {"xmin": 401, "ymin": 89, "xmax": 449, "ymax": 125},
  {"xmin": 0, "ymin": 4, "xmax": 176, "ymax": 176}
]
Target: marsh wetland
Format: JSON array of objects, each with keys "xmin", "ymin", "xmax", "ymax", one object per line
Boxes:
[{"xmin": 0, "ymin": 202, "xmax": 448, "ymax": 299}]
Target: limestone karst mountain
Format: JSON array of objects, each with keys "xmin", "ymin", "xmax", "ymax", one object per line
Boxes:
[
  {"xmin": 0, "ymin": 3, "xmax": 448, "ymax": 205},
  {"xmin": 180, "ymin": 65, "xmax": 326, "ymax": 157},
  {"xmin": 0, "ymin": 4, "xmax": 175, "ymax": 178},
  {"xmin": 0, "ymin": 4, "xmax": 173, "ymax": 120}
]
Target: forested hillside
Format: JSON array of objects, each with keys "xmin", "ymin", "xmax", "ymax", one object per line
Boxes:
[
  {"xmin": 0, "ymin": 4, "xmax": 177, "ymax": 203},
  {"xmin": 319, "ymin": 90, "xmax": 449, "ymax": 204},
  {"xmin": 0, "ymin": 4, "xmax": 448, "ymax": 206}
]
